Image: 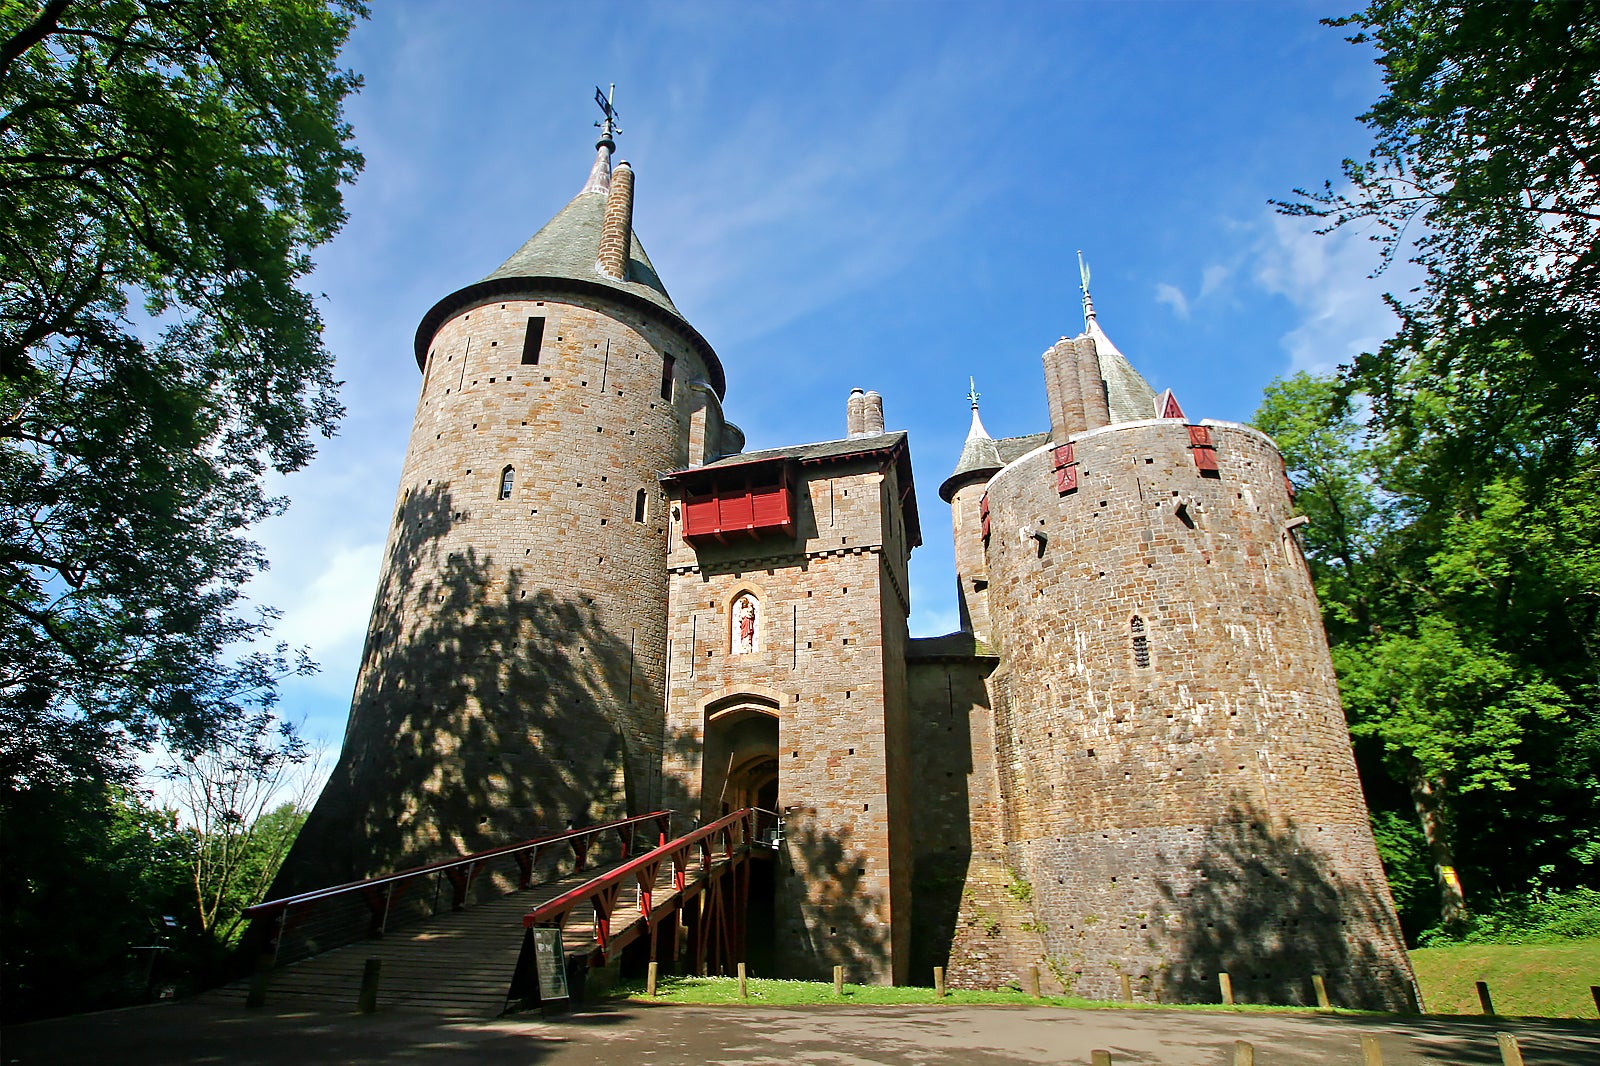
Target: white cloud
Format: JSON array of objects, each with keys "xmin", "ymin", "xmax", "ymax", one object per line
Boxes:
[
  {"xmin": 276, "ymin": 543, "xmax": 383, "ymax": 653},
  {"xmin": 1253, "ymin": 204, "xmax": 1417, "ymax": 375},
  {"xmin": 1199, "ymin": 263, "xmax": 1232, "ymax": 299},
  {"xmin": 1154, "ymin": 282, "xmax": 1190, "ymax": 318}
]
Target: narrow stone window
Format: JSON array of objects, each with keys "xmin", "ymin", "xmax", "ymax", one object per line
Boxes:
[
  {"xmin": 498, "ymin": 465, "xmax": 515, "ymax": 500},
  {"xmin": 521, "ymin": 317, "xmax": 545, "ymax": 365},
  {"xmin": 634, "ymin": 488, "xmax": 648, "ymax": 523},
  {"xmin": 1130, "ymin": 615, "xmax": 1150, "ymax": 668},
  {"xmin": 660, "ymin": 354, "xmax": 676, "ymax": 400}
]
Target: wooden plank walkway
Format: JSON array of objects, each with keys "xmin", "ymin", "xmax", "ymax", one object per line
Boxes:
[
  {"xmin": 206, "ymin": 847, "xmax": 731, "ymax": 1018},
  {"xmin": 207, "ymin": 859, "xmax": 632, "ymax": 1018}
]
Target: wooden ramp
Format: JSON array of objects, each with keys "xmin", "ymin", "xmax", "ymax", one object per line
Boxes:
[{"xmin": 208, "ymin": 859, "xmax": 629, "ymax": 1018}]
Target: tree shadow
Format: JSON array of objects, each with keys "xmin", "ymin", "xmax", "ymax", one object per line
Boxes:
[
  {"xmin": 1153, "ymin": 802, "xmax": 1415, "ymax": 1011},
  {"xmin": 271, "ymin": 483, "xmax": 657, "ymax": 896},
  {"xmin": 777, "ymin": 820, "xmax": 891, "ymax": 982}
]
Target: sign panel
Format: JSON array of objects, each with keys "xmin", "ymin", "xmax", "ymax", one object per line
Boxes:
[{"xmin": 530, "ymin": 927, "xmax": 569, "ymax": 1002}]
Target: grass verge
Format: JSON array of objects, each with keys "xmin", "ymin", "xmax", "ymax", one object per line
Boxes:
[
  {"xmin": 1410, "ymin": 940, "xmax": 1600, "ymax": 1019},
  {"xmin": 614, "ymin": 974, "xmax": 1366, "ymax": 1013}
]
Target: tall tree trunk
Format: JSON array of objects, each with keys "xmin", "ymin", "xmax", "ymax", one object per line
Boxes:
[{"xmin": 1408, "ymin": 769, "xmax": 1468, "ymax": 928}]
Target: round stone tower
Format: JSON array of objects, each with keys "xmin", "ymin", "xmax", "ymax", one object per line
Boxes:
[
  {"xmin": 971, "ymin": 283, "xmax": 1415, "ymax": 1009},
  {"xmin": 277, "ymin": 130, "xmax": 729, "ymax": 889}
]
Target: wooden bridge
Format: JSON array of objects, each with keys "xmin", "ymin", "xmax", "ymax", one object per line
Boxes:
[{"xmin": 219, "ymin": 809, "xmax": 766, "ymax": 1018}]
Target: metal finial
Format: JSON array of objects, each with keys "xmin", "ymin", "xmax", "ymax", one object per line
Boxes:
[
  {"xmin": 1078, "ymin": 250, "xmax": 1097, "ymax": 328},
  {"xmin": 594, "ymin": 83, "xmax": 621, "ymax": 142},
  {"xmin": 967, "ymin": 377, "xmax": 981, "ymax": 408}
]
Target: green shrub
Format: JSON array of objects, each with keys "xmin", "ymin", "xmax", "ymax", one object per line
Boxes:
[{"xmin": 1419, "ymin": 887, "xmax": 1600, "ymax": 946}]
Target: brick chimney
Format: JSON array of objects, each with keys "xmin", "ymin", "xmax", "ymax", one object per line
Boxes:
[{"xmin": 597, "ymin": 160, "xmax": 634, "ymax": 280}]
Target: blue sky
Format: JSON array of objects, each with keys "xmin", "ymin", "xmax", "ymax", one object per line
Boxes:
[{"xmin": 249, "ymin": 1, "xmax": 1406, "ymax": 750}]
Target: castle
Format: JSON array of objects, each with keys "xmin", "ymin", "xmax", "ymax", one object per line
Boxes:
[{"xmin": 276, "ymin": 123, "xmax": 1417, "ymax": 1009}]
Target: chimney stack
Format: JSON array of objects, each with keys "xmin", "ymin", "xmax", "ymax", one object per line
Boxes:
[
  {"xmin": 597, "ymin": 160, "xmax": 634, "ymax": 280},
  {"xmin": 847, "ymin": 388, "xmax": 866, "ymax": 437},
  {"xmin": 862, "ymin": 390, "xmax": 885, "ymax": 436}
]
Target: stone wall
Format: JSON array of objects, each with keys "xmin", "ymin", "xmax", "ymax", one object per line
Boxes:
[
  {"xmin": 661, "ymin": 446, "xmax": 915, "ymax": 983},
  {"xmin": 978, "ymin": 418, "xmax": 1416, "ymax": 1009},
  {"xmin": 278, "ymin": 289, "xmax": 708, "ymax": 892}
]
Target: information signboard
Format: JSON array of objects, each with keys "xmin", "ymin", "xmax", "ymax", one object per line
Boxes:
[{"xmin": 530, "ymin": 927, "xmax": 569, "ymax": 1003}]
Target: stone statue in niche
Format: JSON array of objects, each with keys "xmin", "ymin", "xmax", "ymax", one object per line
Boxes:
[{"xmin": 731, "ymin": 593, "xmax": 757, "ymax": 655}]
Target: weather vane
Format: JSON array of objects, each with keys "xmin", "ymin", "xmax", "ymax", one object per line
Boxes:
[
  {"xmin": 594, "ymin": 83, "xmax": 620, "ymax": 141},
  {"xmin": 968, "ymin": 377, "xmax": 981, "ymax": 407},
  {"xmin": 1077, "ymin": 250, "xmax": 1091, "ymax": 295}
]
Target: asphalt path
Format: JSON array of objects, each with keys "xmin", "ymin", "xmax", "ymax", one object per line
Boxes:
[{"xmin": 4, "ymin": 999, "xmax": 1598, "ymax": 1065}]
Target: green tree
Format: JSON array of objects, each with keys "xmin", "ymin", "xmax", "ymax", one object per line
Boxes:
[
  {"xmin": 1, "ymin": 0, "xmax": 361, "ymax": 779},
  {"xmin": 1270, "ymin": 1, "xmax": 1600, "ymax": 936},
  {"xmin": 1, "ymin": 0, "xmax": 362, "ymax": 1016}
]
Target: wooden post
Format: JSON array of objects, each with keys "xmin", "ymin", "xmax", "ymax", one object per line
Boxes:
[
  {"xmin": 738, "ymin": 961, "xmax": 748, "ymax": 1000},
  {"xmin": 833, "ymin": 964, "xmax": 844, "ymax": 997},
  {"xmin": 1476, "ymin": 980, "xmax": 1495, "ymax": 1015},
  {"xmin": 646, "ymin": 960, "xmax": 659, "ymax": 997},
  {"xmin": 244, "ymin": 955, "xmax": 271, "ymax": 1009},
  {"xmin": 1496, "ymin": 1032, "xmax": 1525, "ymax": 1066},
  {"xmin": 1233, "ymin": 1040, "xmax": 1254, "ymax": 1066},
  {"xmin": 1090, "ymin": 1051, "xmax": 1112, "ymax": 1066},
  {"xmin": 1360, "ymin": 1034, "xmax": 1383, "ymax": 1066},
  {"xmin": 1591, "ymin": 985, "xmax": 1600, "ymax": 1017},
  {"xmin": 1218, "ymin": 972, "xmax": 1234, "ymax": 1005},
  {"xmin": 934, "ymin": 966, "xmax": 946, "ymax": 998},
  {"xmin": 357, "ymin": 957, "xmax": 381, "ymax": 1014},
  {"xmin": 1313, "ymin": 974, "xmax": 1330, "ymax": 1009},
  {"xmin": 1119, "ymin": 973, "xmax": 1132, "ymax": 1002},
  {"xmin": 1026, "ymin": 964, "xmax": 1041, "ymax": 998}
]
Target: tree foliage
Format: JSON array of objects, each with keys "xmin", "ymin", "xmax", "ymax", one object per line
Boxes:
[
  {"xmin": 0, "ymin": 0, "xmax": 362, "ymax": 1019},
  {"xmin": 0, "ymin": 0, "xmax": 363, "ymax": 789},
  {"xmin": 1267, "ymin": 2, "xmax": 1600, "ymax": 938}
]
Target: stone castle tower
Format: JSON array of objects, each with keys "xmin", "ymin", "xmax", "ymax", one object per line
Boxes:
[{"xmin": 277, "ymin": 127, "xmax": 1416, "ymax": 1009}]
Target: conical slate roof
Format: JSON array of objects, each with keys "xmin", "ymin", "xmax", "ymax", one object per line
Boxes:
[
  {"xmin": 481, "ymin": 173, "xmax": 684, "ymax": 322},
  {"xmin": 413, "ymin": 142, "xmax": 724, "ymax": 396},
  {"xmin": 1086, "ymin": 317, "xmax": 1159, "ymax": 424},
  {"xmin": 939, "ymin": 403, "xmax": 1004, "ymax": 502}
]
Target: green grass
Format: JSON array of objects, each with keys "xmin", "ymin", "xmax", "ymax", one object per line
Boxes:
[
  {"xmin": 614, "ymin": 975, "xmax": 1364, "ymax": 1013},
  {"xmin": 1410, "ymin": 940, "xmax": 1600, "ymax": 1019}
]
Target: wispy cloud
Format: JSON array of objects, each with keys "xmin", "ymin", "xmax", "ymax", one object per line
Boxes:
[
  {"xmin": 1253, "ymin": 203, "xmax": 1415, "ymax": 374},
  {"xmin": 1154, "ymin": 282, "xmax": 1190, "ymax": 318}
]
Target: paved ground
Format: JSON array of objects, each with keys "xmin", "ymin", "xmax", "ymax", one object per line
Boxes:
[{"xmin": 4, "ymin": 999, "xmax": 1597, "ymax": 1065}]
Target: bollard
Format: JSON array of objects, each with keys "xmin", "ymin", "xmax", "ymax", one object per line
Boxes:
[
  {"xmin": 1119, "ymin": 973, "xmax": 1132, "ymax": 1002},
  {"xmin": 1591, "ymin": 985, "xmax": 1599, "ymax": 1018},
  {"xmin": 1496, "ymin": 1032, "xmax": 1525, "ymax": 1066},
  {"xmin": 357, "ymin": 956, "xmax": 381, "ymax": 1014},
  {"xmin": 1233, "ymin": 1040, "xmax": 1254, "ymax": 1066},
  {"xmin": 1313, "ymin": 973, "xmax": 1330, "ymax": 1010},
  {"xmin": 1360, "ymin": 1034, "xmax": 1383, "ymax": 1066},
  {"xmin": 833, "ymin": 964, "xmax": 844, "ymax": 997},
  {"xmin": 1090, "ymin": 1051, "xmax": 1113, "ymax": 1066},
  {"xmin": 646, "ymin": 960, "xmax": 658, "ymax": 997},
  {"xmin": 245, "ymin": 955, "xmax": 271, "ymax": 1009},
  {"xmin": 1026, "ymin": 964, "xmax": 1041, "ymax": 998},
  {"xmin": 934, "ymin": 966, "xmax": 946, "ymax": 998},
  {"xmin": 1218, "ymin": 971, "xmax": 1234, "ymax": 1006},
  {"xmin": 1476, "ymin": 980, "xmax": 1495, "ymax": 1015},
  {"xmin": 738, "ymin": 961, "xmax": 748, "ymax": 1000}
]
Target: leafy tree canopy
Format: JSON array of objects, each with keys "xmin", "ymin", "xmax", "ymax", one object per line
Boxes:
[
  {"xmin": 1282, "ymin": 0, "xmax": 1600, "ymax": 450},
  {"xmin": 1266, "ymin": 1, "xmax": 1600, "ymax": 937},
  {"xmin": 0, "ymin": 0, "xmax": 364, "ymax": 791}
]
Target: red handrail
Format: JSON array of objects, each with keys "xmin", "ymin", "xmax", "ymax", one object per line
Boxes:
[
  {"xmin": 246, "ymin": 810, "xmax": 673, "ymax": 918},
  {"xmin": 522, "ymin": 808, "xmax": 753, "ymax": 951}
]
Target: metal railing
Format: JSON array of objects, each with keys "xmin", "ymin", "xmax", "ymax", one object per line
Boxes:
[
  {"xmin": 244, "ymin": 811, "xmax": 672, "ymax": 966},
  {"xmin": 521, "ymin": 807, "xmax": 756, "ymax": 958}
]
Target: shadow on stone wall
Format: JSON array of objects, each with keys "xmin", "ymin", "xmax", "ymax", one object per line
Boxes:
[
  {"xmin": 780, "ymin": 819, "xmax": 891, "ymax": 981},
  {"xmin": 1152, "ymin": 804, "xmax": 1412, "ymax": 1011},
  {"xmin": 272, "ymin": 483, "xmax": 652, "ymax": 896}
]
